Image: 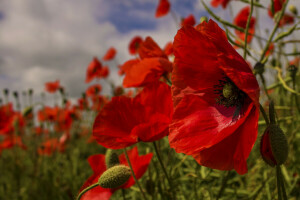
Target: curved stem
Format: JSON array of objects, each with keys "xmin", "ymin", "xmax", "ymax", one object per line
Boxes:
[
  {"xmin": 243, "ymin": 0, "xmax": 254, "ymax": 59},
  {"xmin": 259, "ymin": 103, "xmax": 270, "ymax": 125},
  {"xmin": 76, "ymin": 183, "xmax": 99, "ymax": 200},
  {"xmin": 153, "ymin": 142, "xmax": 172, "ymax": 186},
  {"xmin": 123, "ymin": 148, "xmax": 147, "ymax": 200}
]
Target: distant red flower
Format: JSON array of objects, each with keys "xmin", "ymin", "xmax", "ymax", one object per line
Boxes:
[
  {"xmin": 234, "ymin": 7, "xmax": 256, "ymax": 43},
  {"xmin": 0, "ymin": 103, "xmax": 24, "ymax": 135},
  {"xmin": 169, "ymin": 20, "xmax": 260, "ymax": 175},
  {"xmin": 268, "ymin": 0, "xmax": 294, "ymax": 27},
  {"xmin": 38, "ymin": 106, "xmax": 59, "ymax": 122},
  {"xmin": 45, "ymin": 80, "xmax": 60, "ymax": 93},
  {"xmin": 103, "ymin": 47, "xmax": 117, "ymax": 61},
  {"xmin": 98, "ymin": 66, "xmax": 109, "ymax": 78},
  {"xmin": 181, "ymin": 14, "xmax": 196, "ymax": 27},
  {"xmin": 138, "ymin": 37, "xmax": 168, "ymax": 59},
  {"xmin": 38, "ymin": 138, "xmax": 65, "ymax": 156},
  {"xmin": 163, "ymin": 41, "xmax": 173, "ymax": 56},
  {"xmin": 0, "ymin": 135, "xmax": 27, "ymax": 155},
  {"xmin": 211, "ymin": 0, "xmax": 231, "ymax": 8},
  {"xmin": 93, "ymin": 82, "xmax": 173, "ymax": 149},
  {"xmin": 78, "ymin": 147, "xmax": 152, "ymax": 200},
  {"xmin": 121, "ymin": 57, "xmax": 172, "ymax": 88},
  {"xmin": 86, "ymin": 57, "xmax": 102, "ymax": 83},
  {"xmin": 129, "ymin": 36, "xmax": 143, "ymax": 55},
  {"xmin": 266, "ymin": 43, "xmax": 275, "ymax": 56},
  {"xmin": 86, "ymin": 84, "xmax": 102, "ymax": 97},
  {"xmin": 155, "ymin": 0, "xmax": 170, "ymax": 18},
  {"xmin": 289, "ymin": 57, "xmax": 300, "ymax": 66},
  {"xmin": 278, "ymin": 14, "xmax": 294, "ymax": 27}
]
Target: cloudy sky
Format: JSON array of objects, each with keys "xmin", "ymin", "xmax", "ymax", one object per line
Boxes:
[{"xmin": 0, "ymin": 0, "xmax": 299, "ymax": 106}]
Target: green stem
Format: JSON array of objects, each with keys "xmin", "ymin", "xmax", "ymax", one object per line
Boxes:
[
  {"xmin": 122, "ymin": 189, "xmax": 126, "ymax": 200},
  {"xmin": 276, "ymin": 165, "xmax": 283, "ymax": 200},
  {"xmin": 279, "ymin": 166, "xmax": 288, "ymax": 200},
  {"xmin": 76, "ymin": 183, "xmax": 99, "ymax": 200},
  {"xmin": 123, "ymin": 148, "xmax": 147, "ymax": 200},
  {"xmin": 152, "ymin": 142, "xmax": 174, "ymax": 192},
  {"xmin": 259, "ymin": 103, "xmax": 270, "ymax": 125},
  {"xmin": 259, "ymin": 73, "xmax": 271, "ymax": 100},
  {"xmin": 259, "ymin": 0, "xmax": 289, "ymax": 62},
  {"xmin": 216, "ymin": 171, "xmax": 230, "ymax": 200},
  {"xmin": 243, "ymin": 0, "xmax": 254, "ymax": 59}
]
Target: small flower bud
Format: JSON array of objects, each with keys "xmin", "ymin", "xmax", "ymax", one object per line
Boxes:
[
  {"xmin": 13, "ymin": 91, "xmax": 19, "ymax": 99},
  {"xmin": 98, "ymin": 165, "xmax": 131, "ymax": 188},
  {"xmin": 28, "ymin": 89, "xmax": 33, "ymax": 96},
  {"xmin": 254, "ymin": 62, "xmax": 265, "ymax": 75},
  {"xmin": 200, "ymin": 16, "xmax": 208, "ymax": 23},
  {"xmin": 260, "ymin": 124, "xmax": 288, "ymax": 166},
  {"xmin": 289, "ymin": 5, "xmax": 298, "ymax": 15},
  {"xmin": 3, "ymin": 88, "xmax": 9, "ymax": 96},
  {"xmin": 288, "ymin": 64, "xmax": 298, "ymax": 79},
  {"xmin": 105, "ymin": 149, "xmax": 120, "ymax": 168}
]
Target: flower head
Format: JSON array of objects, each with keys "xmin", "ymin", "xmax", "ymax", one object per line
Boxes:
[{"xmin": 169, "ymin": 20, "xmax": 260, "ymax": 174}]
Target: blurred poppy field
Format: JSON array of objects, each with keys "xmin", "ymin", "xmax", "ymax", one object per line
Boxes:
[{"xmin": 1, "ymin": 0, "xmax": 300, "ymax": 199}]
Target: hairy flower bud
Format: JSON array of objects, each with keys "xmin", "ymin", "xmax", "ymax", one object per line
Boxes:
[
  {"xmin": 289, "ymin": 5, "xmax": 298, "ymax": 15},
  {"xmin": 98, "ymin": 165, "xmax": 131, "ymax": 188},
  {"xmin": 260, "ymin": 124, "xmax": 288, "ymax": 166},
  {"xmin": 105, "ymin": 149, "xmax": 120, "ymax": 168},
  {"xmin": 22, "ymin": 106, "xmax": 33, "ymax": 117},
  {"xmin": 254, "ymin": 62, "xmax": 265, "ymax": 75}
]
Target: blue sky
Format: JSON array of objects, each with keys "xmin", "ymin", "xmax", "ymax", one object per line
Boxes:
[{"xmin": 0, "ymin": 0, "xmax": 299, "ymax": 106}]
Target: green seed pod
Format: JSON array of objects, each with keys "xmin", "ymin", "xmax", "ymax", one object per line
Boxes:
[
  {"xmin": 268, "ymin": 124, "xmax": 288, "ymax": 165},
  {"xmin": 105, "ymin": 149, "xmax": 120, "ymax": 168},
  {"xmin": 98, "ymin": 165, "xmax": 131, "ymax": 189}
]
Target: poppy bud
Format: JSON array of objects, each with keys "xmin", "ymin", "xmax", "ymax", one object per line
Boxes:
[
  {"xmin": 288, "ymin": 64, "xmax": 298, "ymax": 79},
  {"xmin": 13, "ymin": 91, "xmax": 19, "ymax": 99},
  {"xmin": 200, "ymin": 16, "xmax": 208, "ymax": 23},
  {"xmin": 98, "ymin": 165, "xmax": 131, "ymax": 188},
  {"xmin": 289, "ymin": 5, "xmax": 298, "ymax": 15},
  {"xmin": 260, "ymin": 124, "xmax": 288, "ymax": 167},
  {"xmin": 254, "ymin": 62, "xmax": 265, "ymax": 75},
  {"xmin": 3, "ymin": 88, "xmax": 9, "ymax": 96},
  {"xmin": 28, "ymin": 89, "xmax": 33, "ymax": 96},
  {"xmin": 105, "ymin": 149, "xmax": 120, "ymax": 168}
]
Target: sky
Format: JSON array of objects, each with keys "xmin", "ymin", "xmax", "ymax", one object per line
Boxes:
[{"xmin": 0, "ymin": 0, "xmax": 299, "ymax": 107}]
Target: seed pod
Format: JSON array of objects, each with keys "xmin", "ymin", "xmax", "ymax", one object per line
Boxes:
[
  {"xmin": 289, "ymin": 5, "xmax": 298, "ymax": 15},
  {"xmin": 98, "ymin": 165, "xmax": 131, "ymax": 188},
  {"xmin": 260, "ymin": 124, "xmax": 288, "ymax": 166},
  {"xmin": 105, "ymin": 149, "xmax": 120, "ymax": 168}
]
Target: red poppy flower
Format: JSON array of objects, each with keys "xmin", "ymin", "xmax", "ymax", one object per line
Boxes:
[
  {"xmin": 38, "ymin": 138, "xmax": 65, "ymax": 156},
  {"xmin": 181, "ymin": 14, "xmax": 196, "ymax": 27},
  {"xmin": 103, "ymin": 47, "xmax": 117, "ymax": 61},
  {"xmin": 138, "ymin": 37, "xmax": 168, "ymax": 59},
  {"xmin": 86, "ymin": 84, "xmax": 102, "ymax": 97},
  {"xmin": 0, "ymin": 103, "xmax": 24, "ymax": 135},
  {"xmin": 265, "ymin": 43, "xmax": 275, "ymax": 56},
  {"xmin": 45, "ymin": 80, "xmax": 60, "ymax": 93},
  {"xmin": 78, "ymin": 147, "xmax": 153, "ymax": 200},
  {"xmin": 97, "ymin": 66, "xmax": 109, "ymax": 78},
  {"xmin": 169, "ymin": 20, "xmax": 260, "ymax": 175},
  {"xmin": 86, "ymin": 57, "xmax": 102, "ymax": 83},
  {"xmin": 38, "ymin": 106, "xmax": 59, "ymax": 122},
  {"xmin": 121, "ymin": 57, "xmax": 172, "ymax": 88},
  {"xmin": 234, "ymin": 7, "xmax": 256, "ymax": 43},
  {"xmin": 155, "ymin": 0, "xmax": 170, "ymax": 18},
  {"xmin": 268, "ymin": 0, "xmax": 294, "ymax": 27},
  {"xmin": 211, "ymin": 0, "xmax": 231, "ymax": 8},
  {"xmin": 0, "ymin": 135, "xmax": 27, "ymax": 154},
  {"xmin": 93, "ymin": 82, "xmax": 173, "ymax": 149},
  {"xmin": 129, "ymin": 36, "xmax": 143, "ymax": 55},
  {"xmin": 163, "ymin": 41, "xmax": 173, "ymax": 56}
]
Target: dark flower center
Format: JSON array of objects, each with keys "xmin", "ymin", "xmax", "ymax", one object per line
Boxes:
[{"xmin": 214, "ymin": 77, "xmax": 245, "ymax": 108}]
